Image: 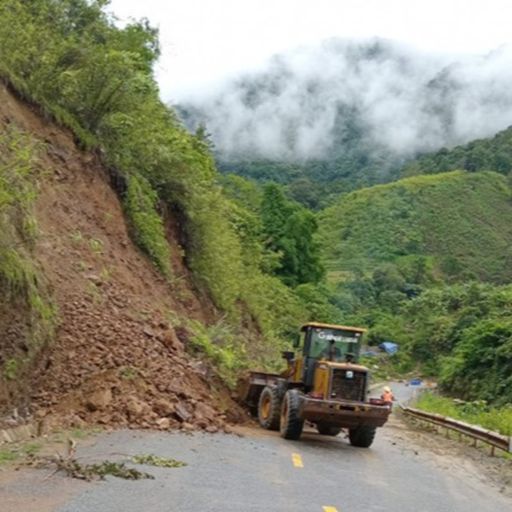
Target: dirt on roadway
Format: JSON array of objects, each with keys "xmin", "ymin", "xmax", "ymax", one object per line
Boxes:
[{"xmin": 0, "ymin": 412, "xmax": 510, "ymax": 512}]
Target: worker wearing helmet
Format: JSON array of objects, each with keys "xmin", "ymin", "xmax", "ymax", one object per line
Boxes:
[{"xmin": 381, "ymin": 386, "xmax": 395, "ymax": 404}]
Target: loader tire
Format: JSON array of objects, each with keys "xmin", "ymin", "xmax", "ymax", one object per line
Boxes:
[
  {"xmin": 280, "ymin": 389, "xmax": 304, "ymax": 440},
  {"xmin": 316, "ymin": 423, "xmax": 342, "ymax": 436},
  {"xmin": 348, "ymin": 425, "xmax": 376, "ymax": 448},
  {"xmin": 258, "ymin": 386, "xmax": 282, "ymax": 430}
]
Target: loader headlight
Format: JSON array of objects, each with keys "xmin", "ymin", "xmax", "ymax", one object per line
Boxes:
[{"xmin": 346, "ymin": 371, "xmax": 354, "ymax": 379}]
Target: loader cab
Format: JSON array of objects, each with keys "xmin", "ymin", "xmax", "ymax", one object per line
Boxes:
[{"xmin": 294, "ymin": 323, "xmax": 365, "ymax": 389}]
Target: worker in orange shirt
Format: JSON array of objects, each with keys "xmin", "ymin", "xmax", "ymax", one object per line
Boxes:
[{"xmin": 381, "ymin": 386, "xmax": 395, "ymax": 404}]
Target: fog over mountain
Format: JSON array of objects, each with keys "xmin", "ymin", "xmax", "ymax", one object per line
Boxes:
[{"xmin": 177, "ymin": 39, "xmax": 512, "ymax": 163}]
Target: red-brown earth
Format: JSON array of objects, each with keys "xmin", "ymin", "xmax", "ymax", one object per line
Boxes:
[{"xmin": 0, "ymin": 83, "xmax": 248, "ymax": 433}]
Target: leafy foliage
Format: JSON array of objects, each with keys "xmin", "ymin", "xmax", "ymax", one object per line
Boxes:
[
  {"xmin": 317, "ymin": 170, "xmax": 512, "ymax": 405},
  {"xmin": 260, "ymin": 183, "xmax": 324, "ymax": 287},
  {"xmin": 0, "ymin": 126, "xmax": 55, "ymax": 387},
  {"xmin": 402, "ymin": 126, "xmax": 512, "ymax": 177},
  {"xmin": 124, "ymin": 174, "xmax": 172, "ymax": 278},
  {"xmin": 132, "ymin": 454, "xmax": 186, "ymax": 468},
  {"xmin": 415, "ymin": 392, "xmax": 512, "ymax": 436},
  {"xmin": 320, "ymin": 171, "xmax": 512, "ymax": 284},
  {"xmin": 365, "ymin": 283, "xmax": 512, "ymax": 405},
  {"xmin": 0, "ymin": 0, "xmax": 328, "ymax": 385},
  {"xmin": 8, "ymin": 0, "xmax": 510, "ymax": 409}
]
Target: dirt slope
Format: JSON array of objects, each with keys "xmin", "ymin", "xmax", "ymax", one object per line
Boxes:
[{"xmin": 0, "ymin": 83, "xmax": 246, "ymax": 432}]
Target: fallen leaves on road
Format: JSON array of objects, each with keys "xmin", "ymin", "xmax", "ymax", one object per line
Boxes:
[
  {"xmin": 24, "ymin": 454, "xmax": 154, "ymax": 481},
  {"xmin": 132, "ymin": 454, "xmax": 186, "ymax": 468}
]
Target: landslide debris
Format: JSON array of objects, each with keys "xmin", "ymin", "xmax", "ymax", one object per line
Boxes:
[{"xmin": 0, "ymin": 83, "xmax": 248, "ymax": 432}]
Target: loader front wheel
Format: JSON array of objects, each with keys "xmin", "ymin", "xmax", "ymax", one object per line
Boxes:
[
  {"xmin": 348, "ymin": 425, "xmax": 376, "ymax": 448},
  {"xmin": 258, "ymin": 386, "xmax": 281, "ymax": 430},
  {"xmin": 280, "ymin": 389, "xmax": 304, "ymax": 440}
]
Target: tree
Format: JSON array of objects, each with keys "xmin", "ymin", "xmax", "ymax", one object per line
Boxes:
[{"xmin": 260, "ymin": 183, "xmax": 323, "ymax": 287}]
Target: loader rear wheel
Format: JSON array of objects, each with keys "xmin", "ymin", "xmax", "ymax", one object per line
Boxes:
[
  {"xmin": 316, "ymin": 423, "xmax": 342, "ymax": 436},
  {"xmin": 258, "ymin": 386, "xmax": 281, "ymax": 430},
  {"xmin": 348, "ymin": 425, "xmax": 376, "ymax": 448},
  {"xmin": 280, "ymin": 389, "xmax": 304, "ymax": 440}
]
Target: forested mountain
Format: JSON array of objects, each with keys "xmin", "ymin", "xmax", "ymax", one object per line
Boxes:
[
  {"xmin": 178, "ymin": 39, "xmax": 512, "ymax": 205},
  {"xmin": 401, "ymin": 125, "xmax": 512, "ymax": 177},
  {"xmin": 319, "ymin": 171, "xmax": 512, "ymax": 284},
  {"xmin": 317, "ymin": 170, "xmax": 512, "ymax": 403}
]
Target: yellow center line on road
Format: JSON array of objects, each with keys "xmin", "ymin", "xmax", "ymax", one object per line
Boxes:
[
  {"xmin": 291, "ymin": 452, "xmax": 303, "ymax": 468},
  {"xmin": 322, "ymin": 507, "xmax": 338, "ymax": 512}
]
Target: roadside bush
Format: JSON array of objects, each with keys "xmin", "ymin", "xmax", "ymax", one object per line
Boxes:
[
  {"xmin": 415, "ymin": 392, "xmax": 512, "ymax": 436},
  {"xmin": 124, "ymin": 174, "xmax": 172, "ymax": 278}
]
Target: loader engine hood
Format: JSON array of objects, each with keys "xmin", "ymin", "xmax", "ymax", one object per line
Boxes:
[{"xmin": 313, "ymin": 361, "xmax": 369, "ymax": 402}]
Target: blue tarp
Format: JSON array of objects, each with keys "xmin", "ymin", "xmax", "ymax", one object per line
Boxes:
[{"xmin": 378, "ymin": 341, "xmax": 399, "ymax": 355}]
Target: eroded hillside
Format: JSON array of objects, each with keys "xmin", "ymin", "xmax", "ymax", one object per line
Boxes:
[{"xmin": 0, "ymin": 83, "xmax": 246, "ymax": 432}]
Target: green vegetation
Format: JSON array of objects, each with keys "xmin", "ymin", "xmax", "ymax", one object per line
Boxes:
[
  {"xmin": 0, "ymin": 441, "xmax": 42, "ymax": 466},
  {"xmin": 124, "ymin": 174, "xmax": 172, "ymax": 278},
  {"xmin": 338, "ymin": 278, "xmax": 512, "ymax": 405},
  {"xmin": 402, "ymin": 126, "xmax": 512, "ymax": 177},
  {"xmin": 31, "ymin": 457, "xmax": 155, "ymax": 481},
  {"xmin": 0, "ymin": 447, "xmax": 20, "ymax": 465},
  {"xmin": 187, "ymin": 319, "xmax": 248, "ymax": 387},
  {"xmin": 320, "ymin": 171, "xmax": 512, "ymax": 283},
  {"xmin": 0, "ymin": 126, "xmax": 55, "ymax": 386},
  {"xmin": 132, "ymin": 454, "xmax": 186, "ymax": 468},
  {"xmin": 76, "ymin": 460, "xmax": 154, "ymax": 480},
  {"xmin": 396, "ymin": 283, "xmax": 512, "ymax": 404},
  {"xmin": 218, "ymin": 152, "xmax": 399, "ymax": 210},
  {"xmin": 0, "ymin": 0, "xmax": 336, "ymax": 383},
  {"xmin": 318, "ymin": 172, "xmax": 512, "ymax": 405},
  {"xmin": 415, "ymin": 392, "xmax": 512, "ymax": 436},
  {"xmin": 260, "ymin": 183, "xmax": 323, "ymax": 287}
]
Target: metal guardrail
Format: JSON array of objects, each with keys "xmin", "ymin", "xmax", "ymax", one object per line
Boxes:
[{"xmin": 401, "ymin": 405, "xmax": 512, "ymax": 455}]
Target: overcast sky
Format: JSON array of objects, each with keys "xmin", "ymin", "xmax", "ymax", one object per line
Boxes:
[{"xmin": 108, "ymin": 0, "xmax": 512, "ymax": 101}]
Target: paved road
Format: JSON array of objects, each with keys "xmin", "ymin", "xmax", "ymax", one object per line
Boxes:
[{"xmin": 1, "ymin": 383, "xmax": 510, "ymax": 512}]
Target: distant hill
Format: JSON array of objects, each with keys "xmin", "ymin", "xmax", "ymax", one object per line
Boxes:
[
  {"xmin": 319, "ymin": 171, "xmax": 512, "ymax": 284},
  {"xmin": 401, "ymin": 126, "xmax": 512, "ymax": 177}
]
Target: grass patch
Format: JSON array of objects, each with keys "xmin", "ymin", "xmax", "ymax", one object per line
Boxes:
[
  {"xmin": 0, "ymin": 447, "xmax": 20, "ymax": 465},
  {"xmin": 414, "ymin": 391, "xmax": 512, "ymax": 436},
  {"xmin": 0, "ymin": 441, "xmax": 42, "ymax": 465}
]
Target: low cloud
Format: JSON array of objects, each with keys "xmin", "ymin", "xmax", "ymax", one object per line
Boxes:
[{"xmin": 177, "ymin": 39, "xmax": 512, "ymax": 161}]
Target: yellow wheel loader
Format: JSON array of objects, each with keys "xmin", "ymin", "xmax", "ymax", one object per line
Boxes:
[{"xmin": 238, "ymin": 322, "xmax": 391, "ymax": 446}]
